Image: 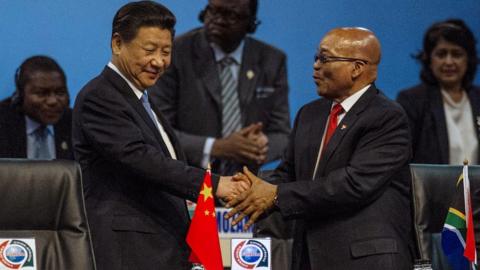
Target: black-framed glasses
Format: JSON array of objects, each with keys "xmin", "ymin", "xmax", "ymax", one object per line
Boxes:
[
  {"xmin": 314, "ymin": 53, "xmax": 369, "ymax": 64},
  {"xmin": 205, "ymin": 5, "xmax": 249, "ymax": 24}
]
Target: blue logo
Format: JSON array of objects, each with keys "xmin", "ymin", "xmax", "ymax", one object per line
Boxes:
[
  {"xmin": 241, "ymin": 245, "xmax": 261, "ymax": 263},
  {"xmin": 233, "ymin": 240, "xmax": 269, "ymax": 269},
  {"xmin": 5, "ymin": 245, "xmax": 26, "ymax": 263}
]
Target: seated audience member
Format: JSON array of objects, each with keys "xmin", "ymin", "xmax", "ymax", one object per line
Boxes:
[
  {"xmin": 0, "ymin": 55, "xmax": 72, "ymax": 159},
  {"xmin": 397, "ymin": 19, "xmax": 479, "ymax": 165},
  {"xmin": 396, "ymin": 19, "xmax": 479, "ymax": 270},
  {"xmin": 150, "ymin": 0, "xmax": 290, "ymax": 175}
]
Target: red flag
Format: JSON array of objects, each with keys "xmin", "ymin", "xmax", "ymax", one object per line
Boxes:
[
  {"xmin": 186, "ymin": 169, "xmax": 223, "ymax": 270},
  {"xmin": 463, "ymin": 165, "xmax": 477, "ymax": 265}
]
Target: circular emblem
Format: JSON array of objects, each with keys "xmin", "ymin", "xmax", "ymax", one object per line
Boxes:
[
  {"xmin": 4, "ymin": 245, "xmax": 26, "ymax": 264},
  {"xmin": 240, "ymin": 245, "xmax": 261, "ymax": 264},
  {"xmin": 233, "ymin": 240, "xmax": 269, "ymax": 269}
]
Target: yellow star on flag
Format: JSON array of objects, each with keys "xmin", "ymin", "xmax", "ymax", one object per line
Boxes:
[
  {"xmin": 200, "ymin": 183, "xmax": 213, "ymax": 202},
  {"xmin": 204, "ymin": 210, "xmax": 210, "ymax": 216}
]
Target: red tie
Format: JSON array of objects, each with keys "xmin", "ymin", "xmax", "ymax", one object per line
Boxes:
[{"xmin": 323, "ymin": 103, "xmax": 344, "ymax": 149}]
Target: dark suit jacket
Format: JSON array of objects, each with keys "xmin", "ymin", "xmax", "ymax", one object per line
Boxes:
[
  {"xmin": 73, "ymin": 67, "xmax": 219, "ymax": 270},
  {"xmin": 396, "ymin": 84, "xmax": 480, "ymax": 164},
  {"xmin": 0, "ymin": 98, "xmax": 74, "ymax": 159},
  {"xmin": 271, "ymin": 86, "xmax": 413, "ymax": 270},
  {"xmin": 150, "ymin": 28, "xmax": 290, "ymax": 172}
]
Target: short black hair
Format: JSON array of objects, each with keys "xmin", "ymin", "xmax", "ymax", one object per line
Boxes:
[
  {"xmin": 13, "ymin": 55, "xmax": 67, "ymax": 106},
  {"xmin": 415, "ymin": 19, "xmax": 478, "ymax": 89},
  {"xmin": 112, "ymin": 1, "xmax": 176, "ymax": 43}
]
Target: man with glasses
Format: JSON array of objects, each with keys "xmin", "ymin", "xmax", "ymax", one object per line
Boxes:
[
  {"xmin": 150, "ymin": 0, "xmax": 290, "ymax": 175},
  {"xmin": 0, "ymin": 55, "xmax": 73, "ymax": 160},
  {"xmin": 225, "ymin": 27, "xmax": 414, "ymax": 270}
]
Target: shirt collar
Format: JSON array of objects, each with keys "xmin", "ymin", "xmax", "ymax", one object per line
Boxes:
[
  {"xmin": 335, "ymin": 84, "xmax": 371, "ymax": 112},
  {"xmin": 107, "ymin": 62, "xmax": 144, "ymax": 100},
  {"xmin": 210, "ymin": 40, "xmax": 244, "ymax": 65},
  {"xmin": 25, "ymin": 116, "xmax": 54, "ymax": 135}
]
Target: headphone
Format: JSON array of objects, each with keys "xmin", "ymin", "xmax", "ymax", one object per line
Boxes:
[
  {"xmin": 11, "ymin": 66, "xmax": 23, "ymax": 107},
  {"xmin": 198, "ymin": 7, "xmax": 260, "ymax": 34}
]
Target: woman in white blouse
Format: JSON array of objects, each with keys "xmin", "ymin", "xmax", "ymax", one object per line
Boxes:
[
  {"xmin": 397, "ymin": 19, "xmax": 479, "ymax": 270},
  {"xmin": 397, "ymin": 18, "xmax": 479, "ymax": 165}
]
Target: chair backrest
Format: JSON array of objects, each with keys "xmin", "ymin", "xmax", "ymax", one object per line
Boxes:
[
  {"xmin": 410, "ymin": 164, "xmax": 480, "ymax": 266},
  {"xmin": 0, "ymin": 159, "xmax": 96, "ymax": 270}
]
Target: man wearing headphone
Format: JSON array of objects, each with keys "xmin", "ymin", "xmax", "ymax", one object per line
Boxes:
[
  {"xmin": 150, "ymin": 0, "xmax": 290, "ymax": 175},
  {"xmin": 0, "ymin": 55, "xmax": 73, "ymax": 160}
]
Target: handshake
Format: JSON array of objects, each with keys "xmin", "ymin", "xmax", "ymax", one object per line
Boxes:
[{"xmin": 216, "ymin": 167, "xmax": 278, "ymax": 230}]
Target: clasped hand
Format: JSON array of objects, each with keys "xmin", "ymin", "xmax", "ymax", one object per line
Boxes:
[
  {"xmin": 211, "ymin": 123, "xmax": 269, "ymax": 165},
  {"xmin": 224, "ymin": 166, "xmax": 278, "ymax": 230}
]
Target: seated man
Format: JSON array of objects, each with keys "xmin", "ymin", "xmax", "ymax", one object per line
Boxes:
[{"xmin": 0, "ymin": 55, "xmax": 72, "ymax": 159}]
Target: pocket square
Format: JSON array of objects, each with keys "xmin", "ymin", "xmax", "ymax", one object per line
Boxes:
[{"xmin": 256, "ymin": 86, "xmax": 275, "ymax": 98}]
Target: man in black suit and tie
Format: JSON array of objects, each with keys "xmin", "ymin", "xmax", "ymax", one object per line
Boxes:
[
  {"xmin": 150, "ymin": 0, "xmax": 290, "ymax": 175},
  {"xmin": 72, "ymin": 2, "xmax": 248, "ymax": 269},
  {"xmin": 227, "ymin": 27, "xmax": 414, "ymax": 269},
  {"xmin": 0, "ymin": 55, "xmax": 73, "ymax": 160}
]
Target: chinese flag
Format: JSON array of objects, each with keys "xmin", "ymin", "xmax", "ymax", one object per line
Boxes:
[{"xmin": 186, "ymin": 169, "xmax": 223, "ymax": 270}]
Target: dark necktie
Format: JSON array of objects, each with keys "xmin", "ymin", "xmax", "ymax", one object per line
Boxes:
[
  {"xmin": 141, "ymin": 90, "xmax": 159, "ymax": 129},
  {"xmin": 219, "ymin": 57, "xmax": 241, "ymax": 136},
  {"xmin": 141, "ymin": 90, "xmax": 177, "ymax": 160},
  {"xmin": 323, "ymin": 103, "xmax": 344, "ymax": 150},
  {"xmin": 33, "ymin": 125, "xmax": 51, "ymax": 159}
]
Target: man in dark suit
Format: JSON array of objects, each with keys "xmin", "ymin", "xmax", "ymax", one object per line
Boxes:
[
  {"xmin": 150, "ymin": 0, "xmax": 290, "ymax": 175},
  {"xmin": 72, "ymin": 2, "xmax": 248, "ymax": 269},
  {"xmin": 227, "ymin": 27, "xmax": 414, "ymax": 269},
  {"xmin": 0, "ymin": 55, "xmax": 73, "ymax": 160}
]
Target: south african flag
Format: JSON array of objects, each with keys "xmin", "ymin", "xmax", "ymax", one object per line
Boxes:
[{"xmin": 441, "ymin": 164, "xmax": 477, "ymax": 270}]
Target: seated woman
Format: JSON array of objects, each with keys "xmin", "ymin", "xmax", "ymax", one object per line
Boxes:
[
  {"xmin": 397, "ymin": 19, "xmax": 479, "ymax": 165},
  {"xmin": 397, "ymin": 19, "xmax": 479, "ymax": 270}
]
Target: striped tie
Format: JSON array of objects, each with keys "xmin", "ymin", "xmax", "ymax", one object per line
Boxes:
[
  {"xmin": 219, "ymin": 57, "xmax": 242, "ymax": 137},
  {"xmin": 33, "ymin": 126, "xmax": 51, "ymax": 160}
]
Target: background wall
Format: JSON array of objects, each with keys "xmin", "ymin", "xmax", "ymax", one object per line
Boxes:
[{"xmin": 1, "ymin": 0, "xmax": 479, "ymax": 117}]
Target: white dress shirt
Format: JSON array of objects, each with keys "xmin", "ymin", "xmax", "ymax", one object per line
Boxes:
[{"xmin": 441, "ymin": 89, "xmax": 478, "ymax": 165}]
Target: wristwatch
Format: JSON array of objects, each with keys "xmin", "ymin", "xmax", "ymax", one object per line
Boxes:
[{"xmin": 272, "ymin": 189, "xmax": 280, "ymax": 210}]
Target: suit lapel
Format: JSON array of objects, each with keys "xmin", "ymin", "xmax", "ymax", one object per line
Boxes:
[
  {"xmin": 317, "ymin": 86, "xmax": 378, "ymax": 174},
  {"xmin": 308, "ymin": 100, "xmax": 331, "ymax": 179},
  {"xmin": 10, "ymin": 111, "xmax": 27, "ymax": 158},
  {"xmin": 194, "ymin": 31, "xmax": 222, "ymax": 108},
  {"xmin": 54, "ymin": 111, "xmax": 72, "ymax": 159},
  {"xmin": 150, "ymin": 104, "xmax": 185, "ymax": 161},
  {"xmin": 429, "ymin": 87, "xmax": 449, "ymax": 163},
  {"xmin": 467, "ymin": 87, "xmax": 480, "ymax": 162},
  {"xmin": 102, "ymin": 67, "xmax": 173, "ymax": 158},
  {"xmin": 237, "ymin": 37, "xmax": 260, "ymax": 117}
]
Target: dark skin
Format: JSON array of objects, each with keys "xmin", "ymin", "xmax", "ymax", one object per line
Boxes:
[
  {"xmin": 22, "ymin": 71, "xmax": 69, "ymax": 125},
  {"xmin": 203, "ymin": 0, "xmax": 268, "ymax": 165},
  {"xmin": 226, "ymin": 28, "xmax": 382, "ymax": 230},
  {"xmin": 204, "ymin": 0, "xmax": 251, "ymax": 53}
]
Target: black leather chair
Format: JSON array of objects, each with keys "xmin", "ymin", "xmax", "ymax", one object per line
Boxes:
[
  {"xmin": 410, "ymin": 164, "xmax": 480, "ymax": 270},
  {"xmin": 0, "ymin": 159, "xmax": 96, "ymax": 269}
]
